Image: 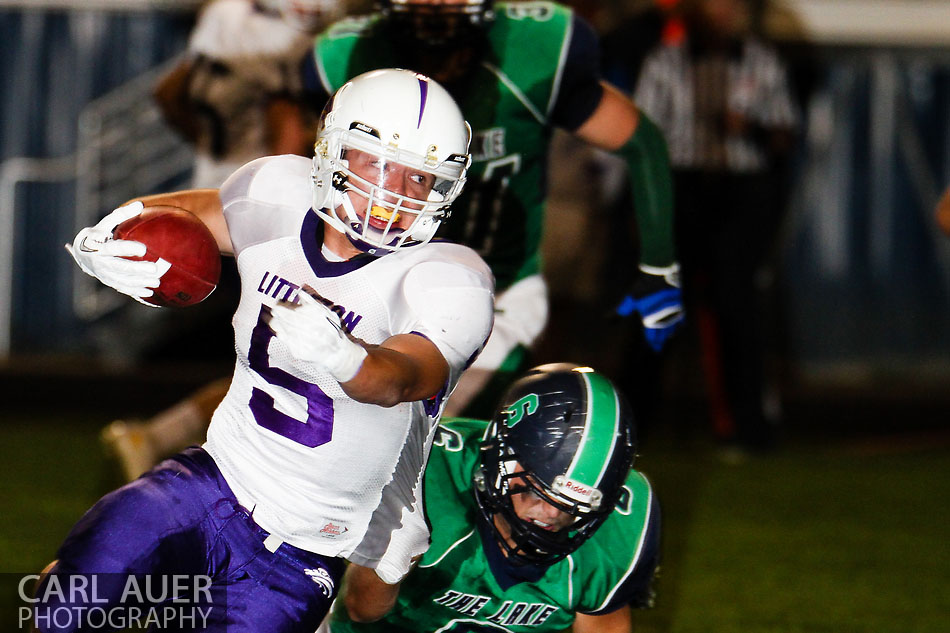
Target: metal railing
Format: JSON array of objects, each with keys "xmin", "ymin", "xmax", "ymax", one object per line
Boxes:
[{"xmin": 0, "ymin": 58, "xmax": 194, "ymax": 357}]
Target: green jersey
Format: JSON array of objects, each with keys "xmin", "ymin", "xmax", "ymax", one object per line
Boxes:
[
  {"xmin": 329, "ymin": 418, "xmax": 661, "ymax": 633},
  {"xmin": 312, "ymin": 2, "xmax": 600, "ymax": 291}
]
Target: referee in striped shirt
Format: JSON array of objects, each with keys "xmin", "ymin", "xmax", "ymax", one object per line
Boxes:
[{"xmin": 634, "ymin": 0, "xmax": 799, "ymax": 454}]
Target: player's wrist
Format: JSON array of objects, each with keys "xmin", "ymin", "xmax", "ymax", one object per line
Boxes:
[
  {"xmin": 329, "ymin": 342, "xmax": 367, "ymax": 383},
  {"xmin": 638, "ymin": 262, "xmax": 678, "ymax": 275},
  {"xmin": 638, "ymin": 262, "xmax": 681, "ymax": 288}
]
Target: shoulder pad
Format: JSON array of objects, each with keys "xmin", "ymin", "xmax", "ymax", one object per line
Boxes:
[{"xmin": 220, "ymin": 155, "xmax": 312, "ymax": 208}]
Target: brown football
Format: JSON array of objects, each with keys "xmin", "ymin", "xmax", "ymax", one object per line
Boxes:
[{"xmin": 112, "ymin": 205, "xmax": 221, "ymax": 307}]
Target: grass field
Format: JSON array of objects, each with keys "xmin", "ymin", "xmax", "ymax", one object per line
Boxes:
[
  {"xmin": 634, "ymin": 437, "xmax": 950, "ymax": 633},
  {"xmin": 1, "ymin": 408, "xmax": 948, "ymax": 632}
]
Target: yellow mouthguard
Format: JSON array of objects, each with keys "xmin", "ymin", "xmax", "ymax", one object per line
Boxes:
[{"xmin": 370, "ymin": 205, "xmax": 400, "ymax": 223}]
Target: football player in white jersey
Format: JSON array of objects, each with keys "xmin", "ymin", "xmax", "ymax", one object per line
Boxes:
[
  {"xmin": 99, "ymin": 0, "xmax": 350, "ymax": 483},
  {"xmin": 37, "ymin": 69, "xmax": 494, "ymax": 633}
]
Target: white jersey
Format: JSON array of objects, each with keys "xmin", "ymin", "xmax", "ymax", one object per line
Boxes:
[
  {"xmin": 183, "ymin": 0, "xmax": 320, "ymax": 187},
  {"xmin": 189, "ymin": 0, "xmax": 305, "ymax": 58},
  {"xmin": 204, "ymin": 155, "xmax": 494, "ymax": 582}
]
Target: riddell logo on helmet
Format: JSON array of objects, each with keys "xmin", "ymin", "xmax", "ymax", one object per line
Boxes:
[{"xmin": 561, "ymin": 479, "xmax": 595, "ymax": 499}]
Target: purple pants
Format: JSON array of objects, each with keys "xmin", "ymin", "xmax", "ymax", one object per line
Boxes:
[{"xmin": 34, "ymin": 447, "xmax": 344, "ymax": 632}]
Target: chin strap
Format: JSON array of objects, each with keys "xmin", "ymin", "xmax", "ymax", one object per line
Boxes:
[{"xmin": 408, "ymin": 215, "xmax": 438, "ymax": 244}]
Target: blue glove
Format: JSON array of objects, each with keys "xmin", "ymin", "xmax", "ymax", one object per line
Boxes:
[{"xmin": 616, "ymin": 263, "xmax": 684, "ymax": 352}]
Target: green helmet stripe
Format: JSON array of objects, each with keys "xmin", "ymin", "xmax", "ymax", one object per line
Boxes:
[{"xmin": 566, "ymin": 371, "xmax": 620, "ymax": 488}]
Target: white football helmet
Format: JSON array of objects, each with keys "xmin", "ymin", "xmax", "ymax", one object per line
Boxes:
[{"xmin": 312, "ymin": 68, "xmax": 472, "ymax": 254}]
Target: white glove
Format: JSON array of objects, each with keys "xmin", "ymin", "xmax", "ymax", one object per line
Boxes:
[
  {"xmin": 65, "ymin": 201, "xmax": 171, "ymax": 307},
  {"xmin": 269, "ymin": 289, "xmax": 368, "ymax": 382}
]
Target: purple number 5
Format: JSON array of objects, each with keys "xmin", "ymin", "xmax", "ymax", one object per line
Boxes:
[{"xmin": 247, "ymin": 305, "xmax": 334, "ymax": 447}]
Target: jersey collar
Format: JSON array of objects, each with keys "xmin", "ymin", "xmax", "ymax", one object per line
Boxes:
[
  {"xmin": 477, "ymin": 517, "xmax": 549, "ymax": 590},
  {"xmin": 301, "ymin": 210, "xmax": 376, "ymax": 278}
]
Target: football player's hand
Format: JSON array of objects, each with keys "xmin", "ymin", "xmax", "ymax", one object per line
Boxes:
[
  {"xmin": 269, "ymin": 288, "xmax": 368, "ymax": 382},
  {"xmin": 615, "ymin": 263, "xmax": 684, "ymax": 352},
  {"xmin": 65, "ymin": 201, "xmax": 171, "ymax": 307}
]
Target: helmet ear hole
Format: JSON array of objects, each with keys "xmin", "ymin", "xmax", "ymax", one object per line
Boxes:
[{"xmin": 408, "ymin": 215, "xmax": 438, "ymax": 243}]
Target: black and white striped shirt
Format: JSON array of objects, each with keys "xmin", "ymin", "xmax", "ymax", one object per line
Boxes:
[{"xmin": 634, "ymin": 37, "xmax": 799, "ymax": 172}]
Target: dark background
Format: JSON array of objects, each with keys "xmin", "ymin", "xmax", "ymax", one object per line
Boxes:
[{"xmin": 0, "ymin": 2, "xmax": 948, "ymax": 630}]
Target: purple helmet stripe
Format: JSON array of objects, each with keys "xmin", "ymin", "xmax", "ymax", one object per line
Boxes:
[{"xmin": 417, "ymin": 77, "xmax": 428, "ymax": 128}]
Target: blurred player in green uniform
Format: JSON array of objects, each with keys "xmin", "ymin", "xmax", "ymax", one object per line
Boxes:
[
  {"xmin": 298, "ymin": 0, "xmax": 682, "ymax": 416},
  {"xmin": 104, "ymin": 0, "xmax": 682, "ymax": 479}
]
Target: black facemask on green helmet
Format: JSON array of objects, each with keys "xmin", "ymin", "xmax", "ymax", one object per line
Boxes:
[
  {"xmin": 474, "ymin": 363, "xmax": 638, "ymax": 566},
  {"xmin": 380, "ymin": 0, "xmax": 494, "ymax": 51}
]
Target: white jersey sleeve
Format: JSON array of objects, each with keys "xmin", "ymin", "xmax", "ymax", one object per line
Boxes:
[
  {"xmin": 401, "ymin": 246, "xmax": 495, "ymax": 371},
  {"xmin": 219, "ymin": 155, "xmax": 314, "ymax": 254},
  {"xmin": 188, "ymin": 0, "xmax": 304, "ymax": 58}
]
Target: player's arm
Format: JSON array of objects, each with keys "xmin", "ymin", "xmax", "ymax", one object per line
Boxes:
[
  {"xmin": 573, "ymin": 606, "xmax": 632, "ymax": 633},
  {"xmin": 133, "ymin": 190, "xmax": 232, "ymax": 255},
  {"xmin": 267, "ymin": 291, "xmax": 450, "ymax": 407},
  {"xmin": 339, "ymin": 562, "xmax": 403, "ymax": 623},
  {"xmin": 269, "ymin": 255, "xmax": 494, "ymax": 407},
  {"xmin": 265, "ymin": 97, "xmax": 315, "ymax": 156},
  {"xmin": 575, "ymin": 487, "xmax": 661, "ymax": 633},
  {"xmin": 268, "ymin": 49, "xmax": 333, "ymax": 157},
  {"xmin": 342, "ymin": 332, "xmax": 449, "ymax": 406},
  {"xmin": 153, "ymin": 58, "xmax": 200, "ymax": 144},
  {"xmin": 573, "ymin": 81, "xmax": 637, "ymax": 149},
  {"xmin": 555, "ymin": 14, "xmax": 681, "ymax": 352},
  {"xmin": 573, "ymin": 83, "xmax": 675, "ymax": 272},
  {"xmin": 555, "ymin": 16, "xmax": 675, "ymax": 269}
]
